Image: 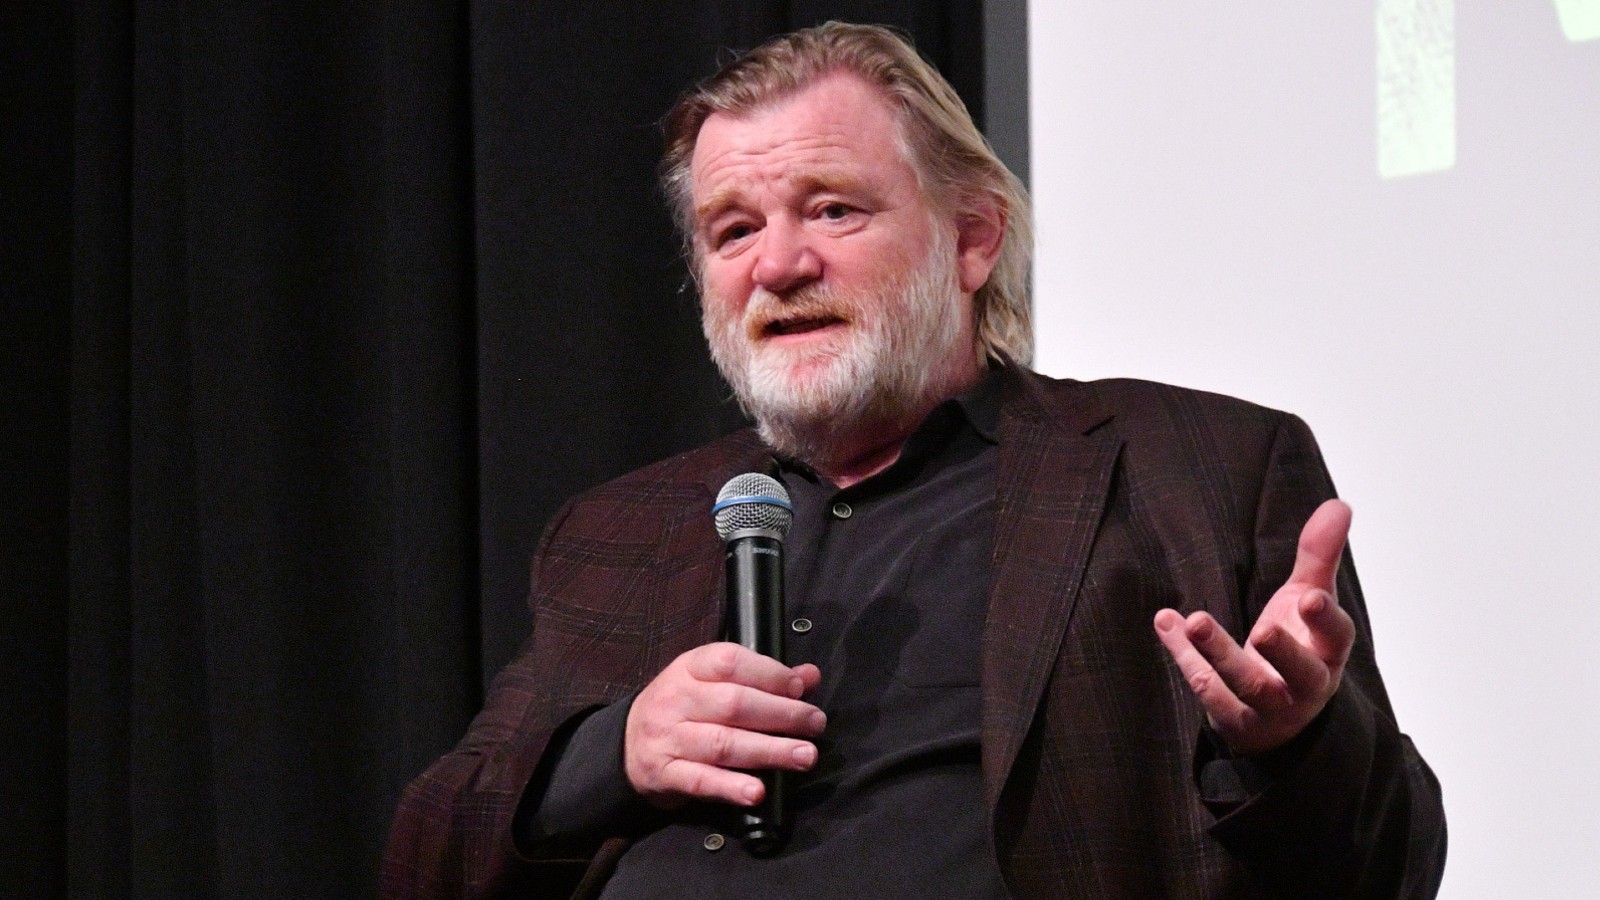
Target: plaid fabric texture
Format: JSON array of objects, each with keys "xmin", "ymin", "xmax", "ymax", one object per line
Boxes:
[{"xmin": 383, "ymin": 368, "xmax": 1445, "ymax": 899}]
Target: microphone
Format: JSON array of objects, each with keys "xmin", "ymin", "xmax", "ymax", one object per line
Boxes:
[{"xmin": 712, "ymin": 473, "xmax": 794, "ymax": 857}]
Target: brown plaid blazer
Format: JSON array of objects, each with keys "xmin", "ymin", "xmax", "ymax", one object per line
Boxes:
[{"xmin": 384, "ymin": 368, "xmax": 1446, "ymax": 898}]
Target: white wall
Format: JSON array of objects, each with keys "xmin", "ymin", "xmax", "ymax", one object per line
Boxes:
[{"xmin": 1029, "ymin": 4, "xmax": 1600, "ymax": 896}]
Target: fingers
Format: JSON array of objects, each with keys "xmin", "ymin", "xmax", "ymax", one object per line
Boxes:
[
  {"xmin": 625, "ymin": 643, "xmax": 826, "ymax": 808},
  {"xmin": 628, "ymin": 716, "xmax": 818, "ymax": 808},
  {"xmin": 643, "ymin": 723, "xmax": 823, "ymax": 808},
  {"xmin": 1154, "ymin": 610, "xmax": 1260, "ymax": 735},
  {"xmin": 792, "ymin": 662, "xmax": 822, "ymax": 696},
  {"xmin": 1286, "ymin": 499, "xmax": 1351, "ymax": 593},
  {"xmin": 672, "ymin": 721, "xmax": 819, "ymax": 771},
  {"xmin": 1253, "ymin": 622, "xmax": 1331, "ymax": 699},
  {"xmin": 684, "ymin": 642, "xmax": 814, "ymax": 699},
  {"xmin": 1187, "ymin": 613, "xmax": 1291, "ymax": 710},
  {"xmin": 1154, "ymin": 607, "xmax": 1338, "ymax": 754},
  {"xmin": 653, "ymin": 760, "xmax": 767, "ymax": 807},
  {"xmin": 1153, "ymin": 503, "xmax": 1355, "ymax": 754},
  {"xmin": 674, "ymin": 644, "xmax": 825, "ymax": 734},
  {"xmin": 679, "ymin": 679, "xmax": 827, "ymax": 736},
  {"xmin": 1294, "ymin": 588, "xmax": 1356, "ymax": 669}
]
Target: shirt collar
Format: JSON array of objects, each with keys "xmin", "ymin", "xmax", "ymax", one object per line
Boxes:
[
  {"xmin": 772, "ymin": 367, "xmax": 1005, "ymax": 489},
  {"xmin": 950, "ymin": 366, "xmax": 1003, "ymax": 444}
]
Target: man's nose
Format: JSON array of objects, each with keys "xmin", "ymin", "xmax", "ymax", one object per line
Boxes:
[{"xmin": 750, "ymin": 219, "xmax": 821, "ymax": 294}]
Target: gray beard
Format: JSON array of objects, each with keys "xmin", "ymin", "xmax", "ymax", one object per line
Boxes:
[{"xmin": 703, "ymin": 234, "xmax": 973, "ymax": 470}]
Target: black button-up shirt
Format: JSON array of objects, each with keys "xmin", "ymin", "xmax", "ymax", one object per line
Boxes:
[{"xmin": 531, "ymin": 375, "xmax": 1010, "ymax": 898}]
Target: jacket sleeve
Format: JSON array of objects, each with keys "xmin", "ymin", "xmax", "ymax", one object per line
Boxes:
[
  {"xmin": 1206, "ymin": 413, "xmax": 1447, "ymax": 898},
  {"xmin": 381, "ymin": 462, "xmax": 724, "ymax": 899},
  {"xmin": 381, "ymin": 497, "xmax": 618, "ymax": 900}
]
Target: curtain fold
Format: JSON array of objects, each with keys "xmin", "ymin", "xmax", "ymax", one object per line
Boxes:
[
  {"xmin": 52, "ymin": 2, "xmax": 983, "ymax": 895},
  {"xmin": 3, "ymin": 5, "xmax": 73, "ymax": 899}
]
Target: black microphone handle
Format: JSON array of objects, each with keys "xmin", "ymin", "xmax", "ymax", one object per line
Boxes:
[{"xmin": 724, "ymin": 534, "xmax": 785, "ymax": 856}]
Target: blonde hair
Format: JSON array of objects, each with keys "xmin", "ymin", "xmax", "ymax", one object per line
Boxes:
[{"xmin": 661, "ymin": 21, "xmax": 1033, "ymax": 367}]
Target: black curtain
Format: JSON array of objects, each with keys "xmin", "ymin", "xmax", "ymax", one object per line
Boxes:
[{"xmin": 6, "ymin": 1, "xmax": 984, "ymax": 896}]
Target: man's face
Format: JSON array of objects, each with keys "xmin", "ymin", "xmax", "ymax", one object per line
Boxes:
[{"xmin": 689, "ymin": 73, "xmax": 979, "ymax": 452}]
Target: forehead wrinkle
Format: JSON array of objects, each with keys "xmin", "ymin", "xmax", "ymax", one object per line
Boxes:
[
  {"xmin": 690, "ymin": 127, "xmax": 858, "ymax": 202},
  {"xmin": 693, "ymin": 162, "xmax": 881, "ymax": 231},
  {"xmin": 689, "ymin": 76, "xmax": 919, "ymax": 233},
  {"xmin": 695, "ymin": 129, "xmax": 855, "ymax": 174}
]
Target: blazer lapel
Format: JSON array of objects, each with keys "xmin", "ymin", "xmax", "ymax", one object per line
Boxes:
[{"xmin": 982, "ymin": 371, "xmax": 1121, "ymax": 808}]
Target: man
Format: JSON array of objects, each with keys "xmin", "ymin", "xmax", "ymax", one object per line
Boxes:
[{"xmin": 385, "ymin": 23, "xmax": 1445, "ymax": 898}]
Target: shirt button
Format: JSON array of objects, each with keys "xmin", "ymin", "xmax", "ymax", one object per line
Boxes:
[
  {"xmin": 703, "ymin": 833, "xmax": 725, "ymax": 852},
  {"xmin": 831, "ymin": 501, "xmax": 853, "ymax": 519},
  {"xmin": 791, "ymin": 617, "xmax": 813, "ymax": 634}
]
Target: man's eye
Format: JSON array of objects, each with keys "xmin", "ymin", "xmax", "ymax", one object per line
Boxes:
[
  {"xmin": 820, "ymin": 203, "xmax": 852, "ymax": 220},
  {"xmin": 716, "ymin": 224, "xmax": 753, "ymax": 246}
]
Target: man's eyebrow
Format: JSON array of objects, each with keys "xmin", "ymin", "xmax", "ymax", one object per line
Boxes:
[
  {"xmin": 694, "ymin": 170, "xmax": 878, "ymax": 227},
  {"xmin": 695, "ymin": 189, "xmax": 743, "ymax": 229},
  {"xmin": 792, "ymin": 170, "xmax": 873, "ymax": 201}
]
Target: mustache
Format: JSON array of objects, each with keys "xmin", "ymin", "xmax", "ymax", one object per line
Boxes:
[{"xmin": 741, "ymin": 286, "xmax": 857, "ymax": 338}]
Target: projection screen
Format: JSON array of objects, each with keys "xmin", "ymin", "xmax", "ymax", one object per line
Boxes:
[{"xmin": 1029, "ymin": 3, "xmax": 1600, "ymax": 896}]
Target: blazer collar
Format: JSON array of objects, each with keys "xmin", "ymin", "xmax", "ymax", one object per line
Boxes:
[{"xmin": 693, "ymin": 428, "xmax": 775, "ymax": 501}]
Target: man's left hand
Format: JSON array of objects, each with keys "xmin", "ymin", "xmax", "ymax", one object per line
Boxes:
[{"xmin": 1153, "ymin": 499, "xmax": 1357, "ymax": 755}]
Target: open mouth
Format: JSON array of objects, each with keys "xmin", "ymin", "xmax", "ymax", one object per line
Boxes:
[{"xmin": 763, "ymin": 316, "xmax": 846, "ymax": 337}]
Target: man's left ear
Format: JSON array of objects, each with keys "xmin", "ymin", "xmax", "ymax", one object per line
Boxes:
[{"xmin": 954, "ymin": 197, "xmax": 1006, "ymax": 294}]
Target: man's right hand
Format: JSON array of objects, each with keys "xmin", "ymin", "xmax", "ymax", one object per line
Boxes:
[{"xmin": 624, "ymin": 642, "xmax": 825, "ymax": 809}]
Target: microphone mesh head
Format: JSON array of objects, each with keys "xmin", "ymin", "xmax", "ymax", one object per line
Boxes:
[{"xmin": 713, "ymin": 473, "xmax": 794, "ymax": 540}]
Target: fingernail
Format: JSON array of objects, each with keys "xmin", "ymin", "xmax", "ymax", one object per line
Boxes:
[
  {"xmin": 1305, "ymin": 591, "xmax": 1327, "ymax": 614},
  {"xmin": 808, "ymin": 710, "xmax": 827, "ymax": 732},
  {"xmin": 788, "ymin": 677, "xmax": 805, "ymax": 698},
  {"xmin": 792, "ymin": 744, "xmax": 816, "ymax": 767},
  {"xmin": 1155, "ymin": 612, "xmax": 1175, "ymax": 632},
  {"xmin": 1190, "ymin": 617, "xmax": 1212, "ymax": 640}
]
